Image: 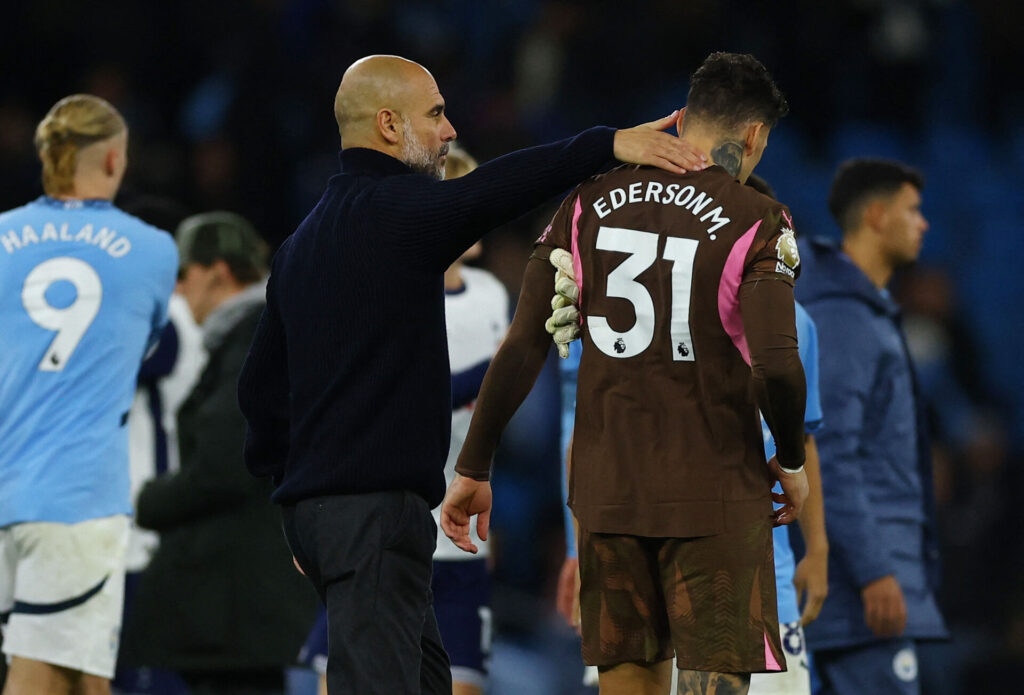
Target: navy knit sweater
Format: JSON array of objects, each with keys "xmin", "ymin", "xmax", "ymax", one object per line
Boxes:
[{"xmin": 238, "ymin": 127, "xmax": 615, "ymax": 508}]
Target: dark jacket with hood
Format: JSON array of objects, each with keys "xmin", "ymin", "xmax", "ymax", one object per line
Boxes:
[
  {"xmin": 122, "ymin": 284, "xmax": 318, "ymax": 672},
  {"xmin": 796, "ymin": 237, "xmax": 946, "ymax": 651}
]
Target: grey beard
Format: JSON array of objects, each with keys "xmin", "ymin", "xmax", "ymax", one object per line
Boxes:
[{"xmin": 400, "ymin": 121, "xmax": 447, "ymax": 180}]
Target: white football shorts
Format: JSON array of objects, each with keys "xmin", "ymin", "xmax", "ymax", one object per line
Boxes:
[{"xmin": 0, "ymin": 515, "xmax": 129, "ymax": 678}]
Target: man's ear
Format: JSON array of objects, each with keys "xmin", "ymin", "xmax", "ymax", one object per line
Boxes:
[
  {"xmin": 743, "ymin": 122, "xmax": 765, "ymax": 156},
  {"xmin": 863, "ymin": 198, "xmax": 888, "ymax": 233},
  {"xmin": 104, "ymin": 147, "xmax": 119, "ymax": 177},
  {"xmin": 377, "ymin": 109, "xmax": 402, "ymax": 145},
  {"xmin": 211, "ymin": 258, "xmax": 236, "ymax": 286}
]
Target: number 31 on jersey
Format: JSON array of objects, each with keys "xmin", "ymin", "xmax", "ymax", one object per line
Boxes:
[{"xmin": 588, "ymin": 226, "xmax": 698, "ymax": 362}]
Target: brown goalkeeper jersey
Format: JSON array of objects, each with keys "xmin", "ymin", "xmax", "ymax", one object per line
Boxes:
[{"xmin": 457, "ymin": 164, "xmax": 806, "ymax": 538}]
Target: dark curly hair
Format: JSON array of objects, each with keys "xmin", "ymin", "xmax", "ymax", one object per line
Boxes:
[{"xmin": 686, "ymin": 52, "xmax": 789, "ymax": 132}]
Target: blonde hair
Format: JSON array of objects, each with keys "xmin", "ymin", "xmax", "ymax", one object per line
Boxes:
[
  {"xmin": 34, "ymin": 94, "xmax": 127, "ymax": 196},
  {"xmin": 444, "ymin": 145, "xmax": 477, "ymax": 180}
]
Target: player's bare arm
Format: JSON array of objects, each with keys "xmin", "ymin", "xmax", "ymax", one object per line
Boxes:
[
  {"xmin": 555, "ymin": 555, "xmax": 581, "ymax": 630},
  {"xmin": 794, "ymin": 433, "xmax": 829, "ymax": 625}
]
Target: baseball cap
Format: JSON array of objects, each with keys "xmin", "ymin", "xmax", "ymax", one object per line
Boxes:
[{"xmin": 176, "ymin": 211, "xmax": 267, "ymax": 279}]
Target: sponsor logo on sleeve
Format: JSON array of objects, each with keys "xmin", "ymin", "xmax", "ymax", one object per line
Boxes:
[{"xmin": 775, "ymin": 227, "xmax": 799, "ymax": 270}]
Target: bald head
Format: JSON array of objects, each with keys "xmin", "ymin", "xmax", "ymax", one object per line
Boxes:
[
  {"xmin": 334, "ymin": 55, "xmax": 457, "ymax": 178},
  {"xmin": 335, "ymin": 56, "xmax": 433, "ymax": 142}
]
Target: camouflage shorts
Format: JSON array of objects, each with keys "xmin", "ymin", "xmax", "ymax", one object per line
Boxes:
[{"xmin": 578, "ymin": 515, "xmax": 785, "ymax": 674}]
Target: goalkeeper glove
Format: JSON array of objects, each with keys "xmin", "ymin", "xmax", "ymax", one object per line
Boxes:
[{"xmin": 546, "ymin": 249, "xmax": 581, "ymax": 358}]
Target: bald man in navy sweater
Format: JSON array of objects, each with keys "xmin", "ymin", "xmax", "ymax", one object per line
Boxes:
[{"xmin": 237, "ymin": 55, "xmax": 706, "ymax": 695}]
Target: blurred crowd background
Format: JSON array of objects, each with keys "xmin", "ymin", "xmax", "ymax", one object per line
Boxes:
[{"xmin": 3, "ymin": 1, "xmax": 1022, "ymax": 692}]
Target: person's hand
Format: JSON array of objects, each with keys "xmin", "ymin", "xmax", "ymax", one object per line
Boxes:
[
  {"xmin": 613, "ymin": 109, "xmax": 708, "ymax": 175},
  {"xmin": 861, "ymin": 575, "xmax": 907, "ymax": 637},
  {"xmin": 556, "ymin": 557, "xmax": 582, "ymax": 633},
  {"xmin": 793, "ymin": 549, "xmax": 828, "ymax": 626},
  {"xmin": 768, "ymin": 456, "xmax": 808, "ymax": 526},
  {"xmin": 546, "ymin": 249, "xmax": 581, "ymax": 358},
  {"xmin": 440, "ymin": 473, "xmax": 492, "ymax": 554}
]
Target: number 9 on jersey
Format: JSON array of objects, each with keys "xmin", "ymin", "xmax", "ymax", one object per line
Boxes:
[{"xmin": 21, "ymin": 256, "xmax": 104, "ymax": 372}]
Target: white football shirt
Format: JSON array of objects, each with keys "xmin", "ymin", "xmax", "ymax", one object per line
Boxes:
[{"xmin": 433, "ymin": 266, "xmax": 508, "ymax": 561}]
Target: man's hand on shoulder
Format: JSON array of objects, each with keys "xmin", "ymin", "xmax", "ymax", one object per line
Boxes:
[
  {"xmin": 440, "ymin": 473, "xmax": 492, "ymax": 555},
  {"xmin": 862, "ymin": 575, "xmax": 907, "ymax": 637},
  {"xmin": 613, "ymin": 109, "xmax": 708, "ymax": 175},
  {"xmin": 768, "ymin": 455, "xmax": 809, "ymax": 526}
]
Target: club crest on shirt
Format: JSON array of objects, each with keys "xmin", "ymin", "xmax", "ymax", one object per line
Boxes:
[
  {"xmin": 892, "ymin": 647, "xmax": 918, "ymax": 682},
  {"xmin": 776, "ymin": 227, "xmax": 799, "ymax": 269}
]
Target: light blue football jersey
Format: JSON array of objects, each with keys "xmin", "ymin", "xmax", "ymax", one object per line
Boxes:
[
  {"xmin": 0, "ymin": 196, "xmax": 178, "ymax": 526},
  {"xmin": 559, "ymin": 339, "xmax": 583, "ymax": 558},
  {"xmin": 763, "ymin": 301, "xmax": 823, "ymax": 624}
]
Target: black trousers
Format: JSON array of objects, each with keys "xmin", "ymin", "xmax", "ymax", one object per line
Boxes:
[
  {"xmin": 181, "ymin": 670, "xmax": 284, "ymax": 695},
  {"xmin": 282, "ymin": 490, "xmax": 451, "ymax": 695}
]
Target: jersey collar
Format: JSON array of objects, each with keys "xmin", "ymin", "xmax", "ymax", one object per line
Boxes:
[{"xmin": 38, "ymin": 195, "xmax": 114, "ymax": 210}]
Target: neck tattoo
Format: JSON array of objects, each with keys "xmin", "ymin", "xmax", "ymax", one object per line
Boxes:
[{"xmin": 710, "ymin": 141, "xmax": 743, "ymax": 178}]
